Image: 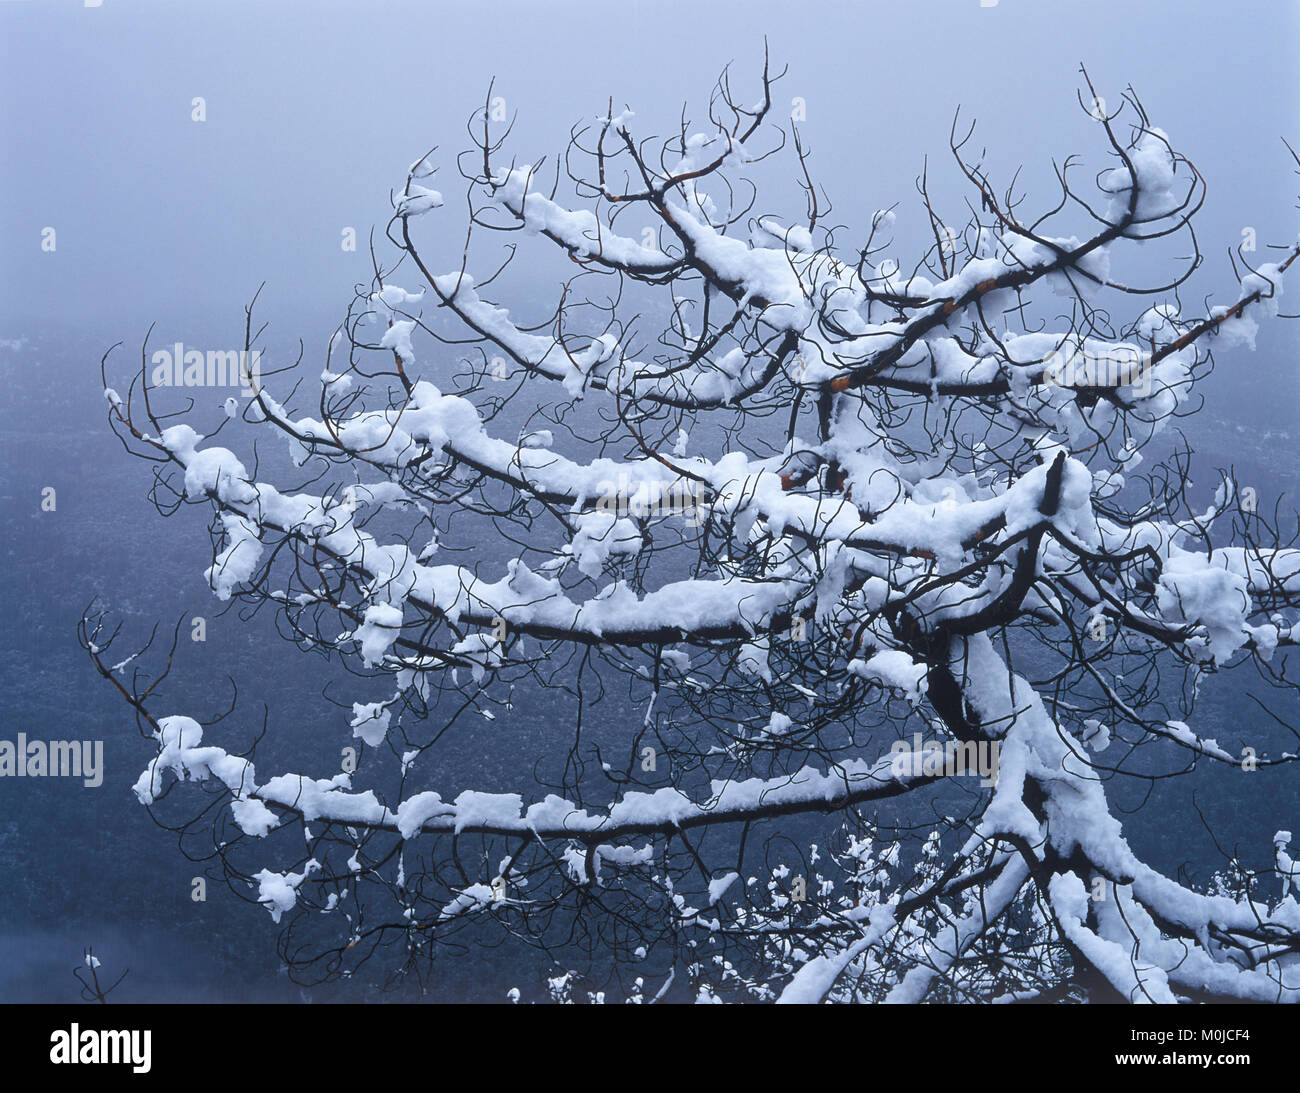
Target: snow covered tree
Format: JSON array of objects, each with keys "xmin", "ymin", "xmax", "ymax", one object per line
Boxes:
[{"xmin": 87, "ymin": 58, "xmax": 1300, "ymax": 1003}]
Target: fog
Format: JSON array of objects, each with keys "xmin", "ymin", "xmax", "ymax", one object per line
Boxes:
[{"xmin": 1, "ymin": 0, "xmax": 1297, "ymax": 1002}]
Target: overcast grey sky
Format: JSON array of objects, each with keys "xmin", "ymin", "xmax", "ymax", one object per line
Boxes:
[
  {"xmin": 2, "ymin": 0, "xmax": 1297, "ymax": 364},
  {"xmin": 0, "ymin": 0, "xmax": 1297, "ymax": 1004}
]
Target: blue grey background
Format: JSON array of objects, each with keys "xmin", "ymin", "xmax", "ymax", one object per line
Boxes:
[{"xmin": 0, "ymin": 0, "xmax": 1297, "ymax": 1001}]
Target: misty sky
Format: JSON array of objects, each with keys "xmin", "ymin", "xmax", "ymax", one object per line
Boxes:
[
  {"xmin": 0, "ymin": 0, "xmax": 1298, "ymax": 1004},
  {"xmin": 3, "ymin": 0, "xmax": 1296, "ymax": 341}
]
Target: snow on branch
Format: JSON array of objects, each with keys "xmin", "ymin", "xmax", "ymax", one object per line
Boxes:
[{"xmin": 90, "ymin": 59, "xmax": 1300, "ymax": 1002}]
